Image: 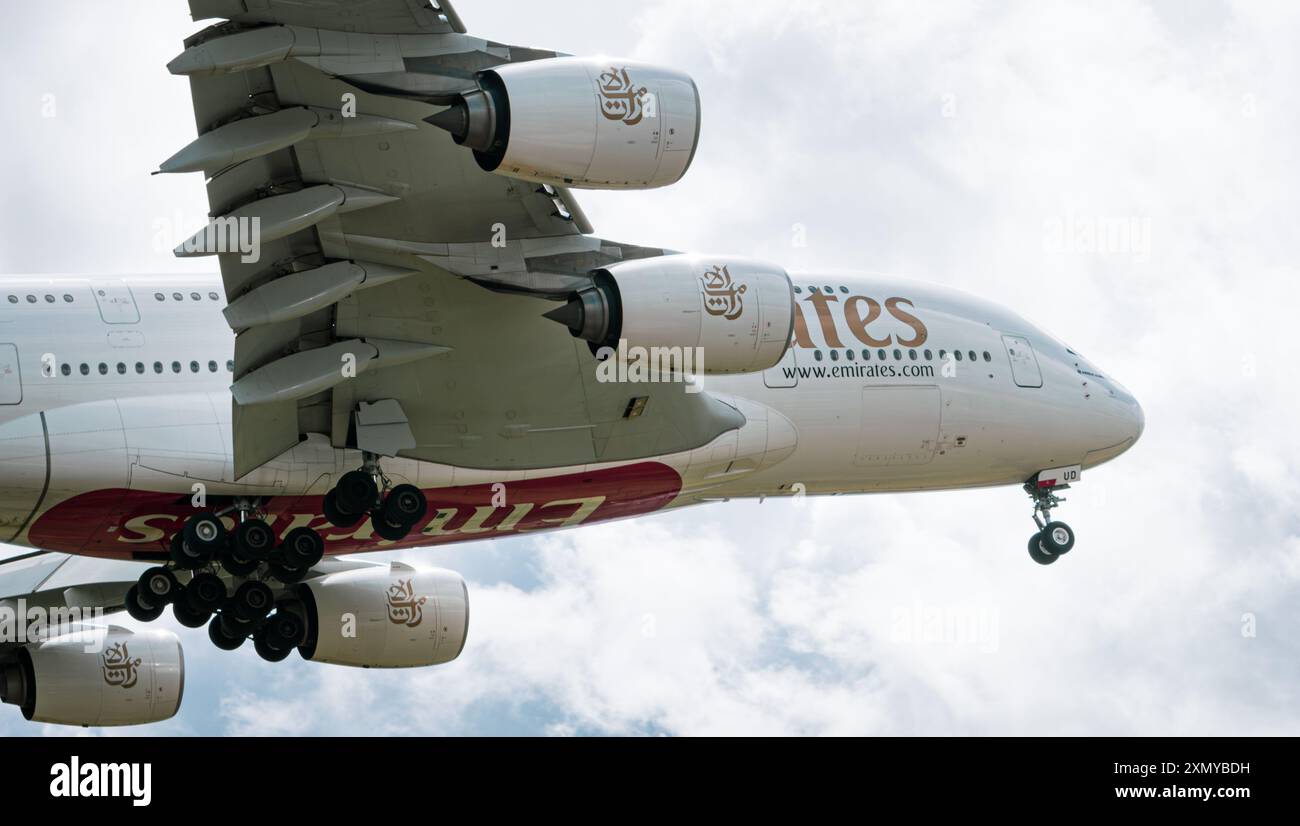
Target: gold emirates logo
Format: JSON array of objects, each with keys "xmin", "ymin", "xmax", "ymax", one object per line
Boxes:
[
  {"xmin": 101, "ymin": 642, "xmax": 142, "ymax": 689},
  {"xmin": 598, "ymin": 67, "xmax": 650, "ymax": 126},
  {"xmin": 700, "ymin": 265, "xmax": 748, "ymax": 321},
  {"xmin": 386, "ymin": 579, "xmax": 428, "ymax": 628}
]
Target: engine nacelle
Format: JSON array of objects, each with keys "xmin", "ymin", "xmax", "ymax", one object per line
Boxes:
[
  {"xmin": 427, "ymin": 57, "xmax": 701, "ymax": 190},
  {"xmin": 545, "ymin": 255, "xmax": 796, "ymax": 375},
  {"xmin": 0, "ymin": 627, "xmax": 183, "ymax": 727},
  {"xmin": 296, "ymin": 564, "xmax": 469, "ymax": 669}
]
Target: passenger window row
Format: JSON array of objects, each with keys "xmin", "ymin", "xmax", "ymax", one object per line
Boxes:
[
  {"xmin": 811, "ymin": 348, "xmax": 993, "ymax": 363},
  {"xmin": 56, "ymin": 359, "xmax": 235, "ymax": 377},
  {"xmin": 7, "ymin": 293, "xmax": 75, "ymax": 304}
]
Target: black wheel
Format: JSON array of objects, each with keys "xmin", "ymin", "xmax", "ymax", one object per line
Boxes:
[
  {"xmin": 186, "ymin": 572, "xmax": 228, "ymax": 613},
  {"xmin": 322, "ymin": 489, "xmax": 363, "ymax": 529},
  {"xmin": 208, "ymin": 615, "xmax": 246, "ymax": 651},
  {"xmin": 169, "ymin": 532, "xmax": 208, "ymax": 571},
  {"xmin": 138, "ymin": 567, "xmax": 180, "ymax": 606},
  {"xmin": 280, "ymin": 527, "xmax": 325, "ymax": 570},
  {"xmin": 124, "ymin": 585, "xmax": 165, "ymax": 622},
  {"xmin": 183, "ymin": 512, "xmax": 227, "ymax": 556},
  {"xmin": 267, "ymin": 562, "xmax": 307, "ymax": 584},
  {"xmin": 261, "ymin": 611, "xmax": 305, "ymax": 652},
  {"xmin": 371, "ymin": 515, "xmax": 411, "ymax": 542},
  {"xmin": 220, "ymin": 545, "xmax": 260, "ymax": 578},
  {"xmin": 334, "ymin": 471, "xmax": 378, "ymax": 516},
  {"xmin": 382, "ymin": 485, "xmax": 428, "ymax": 528},
  {"xmin": 172, "ymin": 598, "xmax": 212, "ymax": 629},
  {"xmin": 232, "ymin": 519, "xmax": 276, "ymax": 561},
  {"xmin": 1040, "ymin": 522, "xmax": 1076, "ymax": 556},
  {"xmin": 254, "ymin": 633, "xmax": 293, "ymax": 663},
  {"xmin": 1028, "ymin": 533, "xmax": 1059, "ymax": 566},
  {"xmin": 219, "ymin": 612, "xmax": 255, "ymax": 639},
  {"xmin": 231, "ymin": 580, "xmax": 275, "ymax": 622}
]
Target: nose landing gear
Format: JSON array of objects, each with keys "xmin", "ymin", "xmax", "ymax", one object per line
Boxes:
[
  {"xmin": 322, "ymin": 454, "xmax": 428, "ymax": 543},
  {"xmin": 1025, "ymin": 477, "xmax": 1078, "ymax": 567}
]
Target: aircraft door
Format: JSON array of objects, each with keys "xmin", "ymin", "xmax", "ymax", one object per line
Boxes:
[
  {"xmin": 763, "ymin": 346, "xmax": 800, "ymax": 388},
  {"xmin": 91, "ymin": 280, "xmax": 140, "ymax": 324},
  {"xmin": 1002, "ymin": 335, "xmax": 1044, "ymax": 388},
  {"xmin": 0, "ymin": 344, "xmax": 22, "ymax": 405},
  {"xmin": 854, "ymin": 385, "xmax": 940, "ymax": 466}
]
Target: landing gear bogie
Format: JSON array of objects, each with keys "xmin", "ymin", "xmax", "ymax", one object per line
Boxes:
[{"xmin": 1023, "ymin": 477, "xmax": 1079, "ymax": 567}]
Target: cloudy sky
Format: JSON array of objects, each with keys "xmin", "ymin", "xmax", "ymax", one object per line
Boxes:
[{"xmin": 2, "ymin": 0, "xmax": 1299, "ymax": 736}]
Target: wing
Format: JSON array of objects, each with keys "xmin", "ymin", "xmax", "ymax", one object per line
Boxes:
[
  {"xmin": 166, "ymin": 1, "xmax": 745, "ymax": 478},
  {"xmin": 189, "ymin": 0, "xmax": 469, "ymax": 35}
]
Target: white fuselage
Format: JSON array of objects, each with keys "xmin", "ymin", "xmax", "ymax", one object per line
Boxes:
[{"xmin": 0, "ymin": 273, "xmax": 1143, "ymax": 559}]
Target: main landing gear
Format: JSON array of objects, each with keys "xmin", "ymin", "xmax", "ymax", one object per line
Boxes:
[
  {"xmin": 322, "ymin": 455, "xmax": 428, "ymax": 542},
  {"xmin": 123, "ymin": 505, "xmax": 324, "ymax": 663},
  {"xmin": 1025, "ymin": 481, "xmax": 1077, "ymax": 567}
]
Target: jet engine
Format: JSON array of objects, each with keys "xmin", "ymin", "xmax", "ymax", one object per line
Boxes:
[
  {"xmin": 544, "ymin": 255, "xmax": 796, "ymax": 375},
  {"xmin": 294, "ymin": 564, "xmax": 469, "ymax": 669},
  {"xmin": 427, "ymin": 57, "xmax": 701, "ymax": 190},
  {"xmin": 0, "ymin": 627, "xmax": 184, "ymax": 727}
]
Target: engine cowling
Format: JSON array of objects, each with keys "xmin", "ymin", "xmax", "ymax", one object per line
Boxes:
[
  {"xmin": 296, "ymin": 564, "xmax": 469, "ymax": 669},
  {"xmin": 0, "ymin": 627, "xmax": 183, "ymax": 727},
  {"xmin": 427, "ymin": 57, "xmax": 701, "ymax": 190},
  {"xmin": 544, "ymin": 255, "xmax": 796, "ymax": 375}
]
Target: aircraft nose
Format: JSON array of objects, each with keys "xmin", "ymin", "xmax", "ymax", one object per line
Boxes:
[{"xmin": 1130, "ymin": 397, "xmax": 1146, "ymax": 444}]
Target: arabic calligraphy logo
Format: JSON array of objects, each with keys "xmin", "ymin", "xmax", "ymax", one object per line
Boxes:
[
  {"xmin": 598, "ymin": 66, "xmax": 650, "ymax": 126},
  {"xmin": 386, "ymin": 579, "xmax": 428, "ymax": 628},
  {"xmin": 101, "ymin": 642, "xmax": 142, "ymax": 690},
  {"xmin": 700, "ymin": 265, "xmax": 748, "ymax": 321}
]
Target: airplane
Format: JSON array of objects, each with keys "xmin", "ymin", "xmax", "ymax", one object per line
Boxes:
[{"xmin": 0, "ymin": 0, "xmax": 1143, "ymax": 728}]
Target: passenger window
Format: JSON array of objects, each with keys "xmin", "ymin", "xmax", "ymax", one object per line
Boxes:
[
  {"xmin": 60, "ymin": 364, "xmax": 70, "ymax": 377},
  {"xmin": 191, "ymin": 292, "xmax": 201, "ymax": 301},
  {"xmin": 173, "ymin": 293, "xmax": 183, "ymax": 301},
  {"xmin": 135, "ymin": 363, "xmax": 145, "ymax": 375},
  {"xmin": 878, "ymin": 350, "xmax": 887, "ymax": 361},
  {"xmin": 845, "ymin": 349, "xmax": 855, "ymax": 362},
  {"xmin": 189, "ymin": 361, "xmax": 200, "ymax": 373},
  {"xmin": 209, "ymin": 292, "xmax": 220, "ymax": 301},
  {"xmin": 909, "ymin": 350, "xmax": 917, "ymax": 361},
  {"xmin": 813, "ymin": 351, "xmax": 824, "ymax": 362},
  {"xmin": 171, "ymin": 361, "xmax": 181, "ymax": 374},
  {"xmin": 98, "ymin": 363, "xmax": 108, "ymax": 375},
  {"xmin": 893, "ymin": 349, "xmax": 902, "ymax": 361},
  {"xmin": 794, "ymin": 287, "xmax": 803, "ymax": 294},
  {"xmin": 26, "ymin": 295, "xmax": 36, "ymax": 304},
  {"xmin": 63, "ymin": 294, "xmax": 73, "ymax": 303},
  {"xmin": 44, "ymin": 295, "xmax": 55, "ymax": 304},
  {"xmin": 155, "ymin": 293, "xmax": 165, "ymax": 302},
  {"xmin": 862, "ymin": 350, "xmax": 871, "ymax": 361},
  {"xmin": 208, "ymin": 360, "xmax": 218, "ymax": 373},
  {"xmin": 6, "ymin": 296, "xmax": 15, "ymax": 304},
  {"xmin": 830, "ymin": 350, "xmax": 840, "ymax": 362},
  {"xmin": 115, "ymin": 363, "xmax": 125, "ymax": 375},
  {"xmin": 983, "ymin": 351, "xmax": 992, "ymax": 362},
  {"xmin": 925, "ymin": 350, "xmax": 933, "ymax": 361},
  {"xmin": 226, "ymin": 360, "xmax": 234, "ymax": 372},
  {"xmin": 955, "ymin": 351, "xmax": 964, "ymax": 362},
  {"xmin": 969, "ymin": 351, "xmax": 977, "ymax": 362},
  {"xmin": 79, "ymin": 364, "xmax": 89, "ymax": 376}
]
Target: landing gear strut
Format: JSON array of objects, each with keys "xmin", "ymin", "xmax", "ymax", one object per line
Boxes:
[
  {"xmin": 1025, "ymin": 480, "xmax": 1077, "ymax": 566},
  {"xmin": 323, "ymin": 454, "xmax": 427, "ymax": 542}
]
